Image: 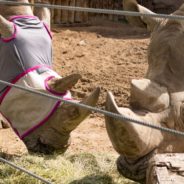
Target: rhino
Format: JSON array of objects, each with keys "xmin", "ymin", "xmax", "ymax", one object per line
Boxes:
[
  {"xmin": 105, "ymin": 0, "xmax": 184, "ymax": 182},
  {"xmin": 0, "ymin": 0, "xmax": 100, "ymax": 154},
  {"xmin": 152, "ymin": 0, "xmax": 183, "ymax": 12}
]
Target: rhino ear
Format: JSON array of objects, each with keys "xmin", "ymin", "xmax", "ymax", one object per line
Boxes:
[
  {"xmin": 47, "ymin": 74, "xmax": 82, "ymax": 93},
  {"xmin": 123, "ymin": 0, "xmax": 161, "ymax": 31},
  {"xmin": 34, "ymin": 0, "xmax": 51, "ymax": 28},
  {"xmin": 172, "ymin": 4, "xmax": 184, "ymax": 16},
  {"xmin": 0, "ymin": 15, "xmax": 14, "ymax": 38}
]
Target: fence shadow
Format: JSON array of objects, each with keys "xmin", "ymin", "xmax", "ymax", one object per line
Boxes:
[
  {"xmin": 69, "ymin": 174, "xmax": 116, "ymax": 184},
  {"xmin": 67, "ymin": 153, "xmax": 117, "ymax": 184},
  {"xmin": 52, "ymin": 20, "xmax": 150, "ymax": 40}
]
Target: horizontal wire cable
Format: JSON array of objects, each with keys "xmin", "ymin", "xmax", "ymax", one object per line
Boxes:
[
  {"xmin": 0, "ymin": 79, "xmax": 184, "ymax": 137},
  {"xmin": 0, "ymin": 157, "xmax": 53, "ymax": 184},
  {"xmin": 0, "ymin": 1, "xmax": 184, "ymax": 21},
  {"xmin": 1, "ymin": 1, "xmax": 184, "ymax": 182}
]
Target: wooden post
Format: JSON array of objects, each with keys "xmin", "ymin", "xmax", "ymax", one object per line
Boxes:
[
  {"xmin": 68, "ymin": 0, "xmax": 75, "ymax": 23},
  {"xmin": 103, "ymin": 0, "xmax": 109, "ymax": 20},
  {"xmin": 113, "ymin": 0, "xmax": 119, "ymax": 22},
  {"xmin": 52, "ymin": 0, "xmax": 61, "ymax": 24},
  {"xmin": 75, "ymin": 0, "xmax": 82, "ymax": 23},
  {"xmin": 82, "ymin": 0, "xmax": 89, "ymax": 23},
  {"xmin": 60, "ymin": 0, "xmax": 69, "ymax": 24},
  {"xmin": 108, "ymin": 0, "xmax": 114, "ymax": 21},
  {"xmin": 147, "ymin": 154, "xmax": 184, "ymax": 184},
  {"xmin": 88, "ymin": 0, "xmax": 95, "ymax": 21}
]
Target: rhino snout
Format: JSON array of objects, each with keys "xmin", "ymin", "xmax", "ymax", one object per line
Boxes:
[{"xmin": 23, "ymin": 87, "xmax": 100, "ymax": 154}]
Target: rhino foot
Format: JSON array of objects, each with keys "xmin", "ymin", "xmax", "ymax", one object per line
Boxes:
[{"xmin": 117, "ymin": 149, "xmax": 155, "ymax": 183}]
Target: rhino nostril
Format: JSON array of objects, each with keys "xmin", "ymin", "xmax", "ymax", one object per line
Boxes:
[{"xmin": 32, "ymin": 138, "xmax": 55, "ymax": 154}]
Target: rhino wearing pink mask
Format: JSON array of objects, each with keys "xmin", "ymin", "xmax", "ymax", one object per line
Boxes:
[
  {"xmin": 0, "ymin": 0, "xmax": 100, "ymax": 154},
  {"xmin": 105, "ymin": 0, "xmax": 184, "ymax": 183}
]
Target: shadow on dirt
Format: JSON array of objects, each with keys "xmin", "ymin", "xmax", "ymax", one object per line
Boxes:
[
  {"xmin": 52, "ymin": 20, "xmax": 150, "ymax": 40},
  {"xmin": 69, "ymin": 174, "xmax": 116, "ymax": 184},
  {"xmin": 67, "ymin": 152, "xmax": 115, "ymax": 184}
]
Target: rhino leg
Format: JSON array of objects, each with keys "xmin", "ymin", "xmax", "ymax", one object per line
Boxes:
[{"xmin": 105, "ymin": 92, "xmax": 170, "ymax": 181}]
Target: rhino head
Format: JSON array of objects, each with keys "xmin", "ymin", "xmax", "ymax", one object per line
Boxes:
[
  {"xmin": 0, "ymin": 1, "xmax": 100, "ymax": 154},
  {"xmin": 105, "ymin": 0, "xmax": 184, "ymax": 182},
  {"xmin": 23, "ymin": 75, "xmax": 100, "ymax": 154}
]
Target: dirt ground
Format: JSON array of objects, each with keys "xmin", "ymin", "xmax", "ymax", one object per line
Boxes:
[{"xmin": 0, "ymin": 21, "xmax": 149, "ymax": 156}]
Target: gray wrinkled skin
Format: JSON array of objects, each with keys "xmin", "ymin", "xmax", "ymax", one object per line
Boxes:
[{"xmin": 105, "ymin": 0, "xmax": 184, "ymax": 182}]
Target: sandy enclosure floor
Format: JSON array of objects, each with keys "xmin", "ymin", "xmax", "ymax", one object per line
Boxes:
[{"xmin": 0, "ymin": 21, "xmax": 149, "ymax": 156}]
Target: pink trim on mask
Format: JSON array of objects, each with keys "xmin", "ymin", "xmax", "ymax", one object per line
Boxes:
[
  {"xmin": 0, "ymin": 65, "xmax": 51, "ymax": 104},
  {"xmin": 0, "ymin": 65, "xmax": 73, "ymax": 139},
  {"xmin": 0, "ymin": 101, "xmax": 61, "ymax": 139},
  {"xmin": 21, "ymin": 78, "xmax": 73, "ymax": 138},
  {"xmin": 20, "ymin": 100, "xmax": 61, "ymax": 139},
  {"xmin": 9, "ymin": 15, "xmax": 38, "ymax": 22},
  {"xmin": 62, "ymin": 97, "xmax": 73, "ymax": 101},
  {"xmin": 43, "ymin": 22, "xmax": 52, "ymax": 39},
  {"xmin": 0, "ymin": 24, "xmax": 17, "ymax": 42},
  {"xmin": 44, "ymin": 76, "xmax": 67, "ymax": 96},
  {"xmin": 17, "ymin": 98, "xmax": 73, "ymax": 139}
]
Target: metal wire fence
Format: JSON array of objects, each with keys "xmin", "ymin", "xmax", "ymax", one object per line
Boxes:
[
  {"xmin": 0, "ymin": 79, "xmax": 184, "ymax": 137},
  {"xmin": 0, "ymin": 0, "xmax": 184, "ymax": 21},
  {"xmin": 0, "ymin": 0, "xmax": 184, "ymax": 183},
  {"xmin": 0, "ymin": 157, "xmax": 52, "ymax": 184}
]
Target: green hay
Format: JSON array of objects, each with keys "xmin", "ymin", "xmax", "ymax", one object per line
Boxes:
[{"xmin": 0, "ymin": 152, "xmax": 139, "ymax": 184}]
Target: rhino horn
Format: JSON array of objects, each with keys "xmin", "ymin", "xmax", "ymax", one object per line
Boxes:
[
  {"xmin": 59, "ymin": 87, "xmax": 100, "ymax": 133},
  {"xmin": 47, "ymin": 74, "xmax": 82, "ymax": 93},
  {"xmin": 0, "ymin": 15, "xmax": 15, "ymax": 38},
  {"xmin": 77, "ymin": 87, "xmax": 100, "ymax": 120},
  {"xmin": 123, "ymin": 0, "xmax": 161, "ymax": 31},
  {"xmin": 105, "ymin": 91, "xmax": 168, "ymax": 159}
]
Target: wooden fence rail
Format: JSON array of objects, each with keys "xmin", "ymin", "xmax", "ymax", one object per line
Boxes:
[{"xmin": 29, "ymin": 0, "xmax": 184, "ymax": 25}]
